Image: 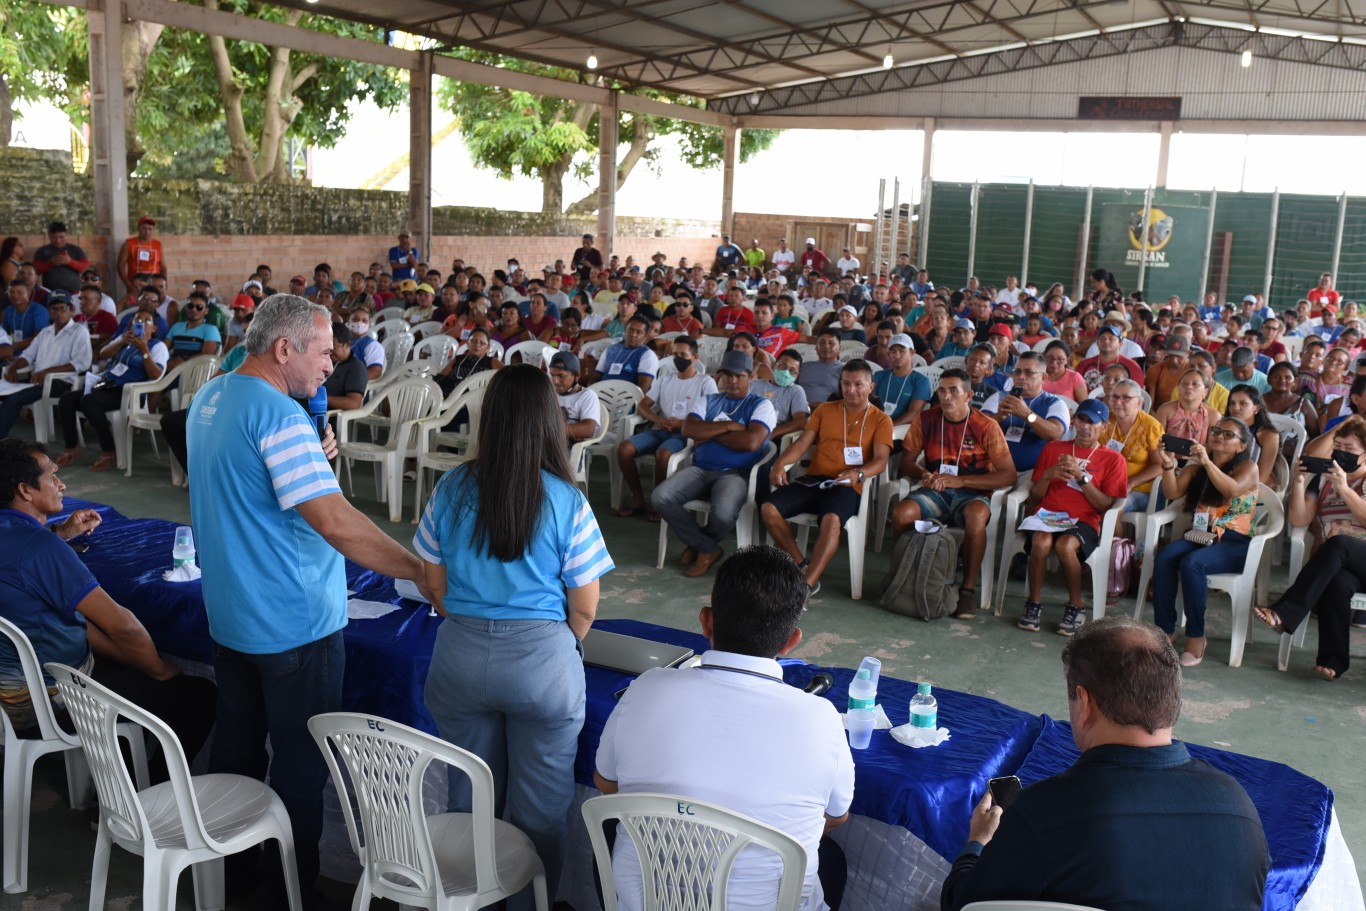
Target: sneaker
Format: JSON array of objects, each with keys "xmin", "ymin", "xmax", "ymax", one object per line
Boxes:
[
  {"xmin": 807, "ymin": 580, "xmax": 821, "ymax": 597},
  {"xmin": 954, "ymin": 588, "xmax": 978, "ymax": 619},
  {"xmin": 1057, "ymin": 604, "xmax": 1085, "ymax": 637},
  {"xmin": 1017, "ymin": 602, "xmax": 1042, "ymax": 632},
  {"xmin": 1353, "ymin": 609, "xmax": 1366, "ymax": 629}
]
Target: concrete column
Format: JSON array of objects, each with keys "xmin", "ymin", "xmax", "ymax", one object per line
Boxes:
[
  {"xmin": 86, "ymin": 0, "xmax": 129, "ymax": 287},
  {"xmin": 917, "ymin": 118, "xmax": 935, "ymax": 269},
  {"xmin": 721, "ymin": 122, "xmax": 739, "ymax": 238},
  {"xmin": 920, "ymin": 117, "xmax": 935, "ymax": 184},
  {"xmin": 408, "ymin": 51, "xmax": 434, "ymax": 263},
  {"xmin": 597, "ymin": 92, "xmax": 619, "ymax": 254},
  {"xmin": 1156, "ymin": 120, "xmax": 1173, "ymax": 188}
]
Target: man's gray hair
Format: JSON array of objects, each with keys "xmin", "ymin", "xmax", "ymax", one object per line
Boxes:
[
  {"xmin": 1114, "ymin": 378, "xmax": 1143, "ymax": 398},
  {"xmin": 245, "ymin": 294, "xmax": 330, "ymax": 357},
  {"xmin": 1230, "ymin": 346, "xmax": 1255, "ymax": 369}
]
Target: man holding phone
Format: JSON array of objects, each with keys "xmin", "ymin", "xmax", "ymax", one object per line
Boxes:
[{"xmin": 940, "ymin": 616, "xmax": 1269, "ymax": 911}]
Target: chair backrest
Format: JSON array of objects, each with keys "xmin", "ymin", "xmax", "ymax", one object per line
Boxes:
[
  {"xmin": 381, "ymin": 332, "xmax": 416, "ymax": 375},
  {"xmin": 961, "ymin": 902, "xmax": 1107, "ymax": 910},
  {"xmin": 581, "ymin": 337, "xmax": 616, "ymax": 361},
  {"xmin": 696, "ymin": 336, "xmax": 730, "ymax": 373},
  {"xmin": 506, "ymin": 339, "xmax": 551, "ymax": 367},
  {"xmin": 839, "ymin": 340, "xmax": 867, "ymax": 360},
  {"xmin": 374, "ymin": 320, "xmax": 411, "ymax": 343},
  {"xmin": 581, "ymin": 792, "xmax": 807, "ymax": 911},
  {"xmin": 378, "ymin": 378, "xmax": 444, "ymax": 439},
  {"xmin": 46, "ymin": 662, "xmax": 209, "ymax": 852},
  {"xmin": 1250, "ymin": 482, "xmax": 1286, "ymax": 545},
  {"xmin": 933, "ymin": 355, "xmax": 966, "ymax": 371},
  {"xmin": 786, "ymin": 343, "xmax": 817, "ymax": 363},
  {"xmin": 375, "ymin": 307, "xmax": 407, "ymax": 324},
  {"xmin": 410, "ymin": 335, "xmax": 460, "ymax": 371},
  {"xmin": 410, "ymin": 320, "xmax": 445, "ymax": 341},
  {"xmin": 0, "ymin": 616, "xmax": 77, "ymax": 746},
  {"xmin": 571, "ymin": 402, "xmax": 613, "ymax": 485},
  {"xmin": 180, "ymin": 356, "xmax": 222, "ymax": 400},
  {"xmin": 590, "ymin": 380, "xmax": 646, "ymax": 439},
  {"xmin": 308, "ymin": 713, "xmax": 504, "ymax": 905}
]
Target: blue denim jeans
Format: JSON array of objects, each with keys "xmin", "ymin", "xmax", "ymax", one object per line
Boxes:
[
  {"xmin": 424, "ymin": 616, "xmax": 586, "ymax": 908},
  {"xmin": 1152, "ymin": 532, "xmax": 1251, "ymax": 637},
  {"xmin": 0, "ymin": 383, "xmax": 42, "ymax": 438},
  {"xmin": 652, "ymin": 465, "xmax": 751, "ymax": 554},
  {"xmin": 209, "ymin": 630, "xmax": 345, "ymax": 909}
]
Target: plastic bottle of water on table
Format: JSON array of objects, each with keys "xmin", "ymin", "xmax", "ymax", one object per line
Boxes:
[
  {"xmin": 846, "ymin": 657, "xmax": 881, "ymax": 750},
  {"xmin": 909, "ymin": 681, "xmax": 938, "ymax": 744},
  {"xmin": 172, "ymin": 526, "xmax": 196, "ymax": 569}
]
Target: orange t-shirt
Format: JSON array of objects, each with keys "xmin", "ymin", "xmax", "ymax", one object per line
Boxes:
[
  {"xmin": 125, "ymin": 238, "xmax": 164, "ymax": 277},
  {"xmin": 804, "ymin": 401, "xmax": 894, "ymax": 493}
]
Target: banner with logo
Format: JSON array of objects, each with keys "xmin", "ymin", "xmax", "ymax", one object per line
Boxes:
[{"xmin": 1096, "ymin": 203, "xmax": 1210, "ymax": 301}]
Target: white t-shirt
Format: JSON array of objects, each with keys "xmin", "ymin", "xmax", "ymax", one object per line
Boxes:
[
  {"xmin": 558, "ymin": 386, "xmax": 599, "ymax": 430},
  {"xmin": 650, "ymin": 372, "xmax": 718, "ymax": 420},
  {"xmin": 836, "ymin": 256, "xmax": 860, "ymax": 276},
  {"xmin": 772, "ymin": 249, "xmax": 796, "ymax": 273},
  {"xmin": 596, "ymin": 650, "xmax": 855, "ymax": 911},
  {"xmin": 995, "ymin": 288, "xmax": 1023, "ymax": 309},
  {"xmin": 1083, "ymin": 337, "xmax": 1145, "ymax": 360}
]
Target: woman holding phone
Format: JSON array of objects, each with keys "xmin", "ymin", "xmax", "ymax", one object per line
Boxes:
[
  {"xmin": 1257, "ymin": 416, "xmax": 1366, "ymax": 679},
  {"xmin": 1151, "ymin": 417, "xmax": 1260, "ymax": 667},
  {"xmin": 416, "ymin": 364, "xmax": 614, "ymax": 906}
]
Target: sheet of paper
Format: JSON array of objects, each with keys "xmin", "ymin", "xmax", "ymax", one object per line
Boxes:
[
  {"xmin": 0, "ymin": 379, "xmax": 34, "ymax": 397},
  {"xmin": 347, "ymin": 598, "xmax": 401, "ymax": 621},
  {"xmin": 1018, "ymin": 510, "xmax": 1078, "ymax": 532}
]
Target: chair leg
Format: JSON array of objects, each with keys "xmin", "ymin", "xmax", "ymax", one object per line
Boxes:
[
  {"xmin": 386, "ymin": 456, "xmax": 403, "ymax": 523},
  {"xmin": 656, "ymin": 521, "xmax": 669, "ymax": 570},
  {"xmin": 993, "ymin": 533, "xmax": 1024, "ymax": 616},
  {"xmin": 63, "ymin": 745, "xmax": 95, "ymax": 810},
  {"xmin": 1229, "ymin": 586, "xmax": 1251, "ymax": 668},
  {"xmin": 274, "ymin": 829, "xmax": 304, "ymax": 911},
  {"xmin": 3, "ymin": 746, "xmax": 36, "ymax": 894},
  {"xmin": 736, "ymin": 504, "xmax": 754, "ymax": 549},
  {"xmin": 873, "ymin": 484, "xmax": 898, "ymax": 552},
  {"xmin": 413, "ymin": 465, "xmax": 426, "ymax": 524},
  {"xmin": 1277, "ymin": 631, "xmax": 1294, "ymax": 672},
  {"xmin": 980, "ymin": 516, "xmax": 999, "ymax": 611},
  {"xmin": 87, "ymin": 825, "xmax": 113, "ymax": 911},
  {"xmin": 143, "ymin": 851, "xmax": 182, "ymax": 911},
  {"xmin": 531, "ymin": 872, "xmax": 550, "ymax": 911},
  {"xmin": 1090, "ymin": 559, "xmax": 1107, "ymax": 621},
  {"xmin": 847, "ymin": 520, "xmax": 866, "ymax": 601},
  {"xmin": 191, "ymin": 858, "xmax": 225, "ymax": 911}
]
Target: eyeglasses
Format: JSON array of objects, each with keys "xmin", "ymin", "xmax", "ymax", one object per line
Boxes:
[
  {"xmin": 1011, "ymin": 368, "xmax": 1042, "ymax": 376},
  {"xmin": 186, "ymin": 304, "xmax": 206, "ymax": 311},
  {"xmin": 1110, "ymin": 394, "xmax": 1138, "ymax": 401},
  {"xmin": 1208, "ymin": 427, "xmax": 1242, "ymax": 441}
]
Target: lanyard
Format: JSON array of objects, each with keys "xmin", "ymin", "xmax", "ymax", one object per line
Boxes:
[
  {"xmin": 698, "ymin": 664, "xmax": 783, "ymax": 683},
  {"xmin": 941, "ymin": 412, "xmax": 970, "ymax": 467},
  {"xmin": 888, "ymin": 371, "xmax": 912, "ymax": 410},
  {"xmin": 1071, "ymin": 442, "xmax": 1098, "ymax": 470},
  {"xmin": 843, "ymin": 403, "xmax": 872, "ymax": 452}
]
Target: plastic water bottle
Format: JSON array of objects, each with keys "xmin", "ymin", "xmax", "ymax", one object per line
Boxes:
[
  {"xmin": 909, "ymin": 681, "xmax": 938, "ymax": 745},
  {"xmin": 172, "ymin": 526, "xmax": 196, "ymax": 570},
  {"xmin": 846, "ymin": 657, "xmax": 881, "ymax": 750}
]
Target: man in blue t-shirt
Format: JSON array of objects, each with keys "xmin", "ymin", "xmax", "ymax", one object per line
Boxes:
[
  {"xmin": 0, "ymin": 439, "xmax": 215, "ymax": 767},
  {"xmin": 388, "ymin": 232, "xmax": 418, "ymax": 282},
  {"xmin": 652, "ymin": 350, "xmax": 777, "ymax": 578},
  {"xmin": 993, "ymin": 350, "xmax": 1070, "ymax": 471},
  {"xmin": 187, "ymin": 295, "xmax": 435, "ymax": 907},
  {"xmin": 874, "ymin": 334, "xmax": 932, "ymax": 428},
  {"xmin": 595, "ymin": 315, "xmax": 660, "ymax": 393}
]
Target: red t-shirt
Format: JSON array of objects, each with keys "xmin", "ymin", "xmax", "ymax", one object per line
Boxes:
[
  {"xmin": 714, "ymin": 306, "xmax": 756, "ymax": 333},
  {"xmin": 1307, "ymin": 288, "xmax": 1341, "ymax": 316},
  {"xmin": 801, "ymin": 249, "xmax": 831, "ymax": 273},
  {"xmin": 77, "ymin": 310, "xmax": 119, "ymax": 338},
  {"xmin": 1076, "ymin": 354, "xmax": 1143, "ymax": 390},
  {"xmin": 1033, "ymin": 440, "xmax": 1128, "ymax": 531},
  {"xmin": 756, "ymin": 326, "xmax": 799, "ymax": 356}
]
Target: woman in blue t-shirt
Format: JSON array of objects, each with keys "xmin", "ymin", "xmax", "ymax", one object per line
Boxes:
[{"xmin": 415, "ymin": 365, "xmax": 614, "ymax": 904}]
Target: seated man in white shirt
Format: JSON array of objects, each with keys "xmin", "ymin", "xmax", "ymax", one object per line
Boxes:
[
  {"xmin": 595, "ymin": 545, "xmax": 855, "ymax": 911},
  {"xmin": 550, "ymin": 351, "xmax": 600, "ymax": 448},
  {"xmin": 0, "ymin": 291, "xmax": 93, "ymax": 438}
]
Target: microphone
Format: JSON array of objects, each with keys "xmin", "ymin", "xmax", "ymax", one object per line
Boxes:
[
  {"xmin": 803, "ymin": 672, "xmax": 834, "ymax": 697},
  {"xmin": 307, "ymin": 386, "xmax": 329, "ymax": 440}
]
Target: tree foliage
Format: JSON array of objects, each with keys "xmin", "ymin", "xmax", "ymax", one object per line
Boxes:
[
  {"xmin": 438, "ymin": 49, "xmax": 778, "ymax": 214},
  {"xmin": 0, "ymin": 3, "xmax": 86, "ymax": 146}
]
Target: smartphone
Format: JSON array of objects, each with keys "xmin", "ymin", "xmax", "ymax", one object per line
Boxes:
[
  {"xmin": 1161, "ymin": 433, "xmax": 1193, "ymax": 457},
  {"xmin": 133, "ymin": 322, "xmax": 145, "ymax": 337},
  {"xmin": 988, "ymin": 775, "xmax": 1022, "ymax": 810},
  {"xmin": 1301, "ymin": 455, "xmax": 1334, "ymax": 475}
]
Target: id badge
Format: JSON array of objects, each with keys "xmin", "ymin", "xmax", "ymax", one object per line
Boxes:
[
  {"xmin": 843, "ymin": 446, "xmax": 864, "ymax": 466},
  {"xmin": 110, "ymin": 362, "xmax": 129, "ymax": 377},
  {"xmin": 883, "ymin": 400, "xmax": 897, "ymax": 414},
  {"xmin": 939, "ymin": 463, "xmax": 959, "ymax": 476},
  {"xmin": 1004, "ymin": 425, "xmax": 1025, "ymax": 442},
  {"xmin": 608, "ymin": 362, "xmax": 624, "ymax": 376},
  {"xmin": 671, "ymin": 401, "xmax": 687, "ymax": 417},
  {"xmin": 726, "ymin": 322, "xmax": 737, "ymax": 331},
  {"xmin": 137, "ymin": 249, "xmax": 150, "ymax": 262},
  {"xmin": 1193, "ymin": 512, "xmax": 1210, "ymax": 531},
  {"xmin": 1106, "ymin": 439, "xmax": 1124, "ymax": 452}
]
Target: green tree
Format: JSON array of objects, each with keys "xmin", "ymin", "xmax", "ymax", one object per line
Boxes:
[
  {"xmin": 0, "ymin": 2, "xmax": 84, "ymax": 147},
  {"xmin": 439, "ymin": 50, "xmax": 778, "ymax": 214}
]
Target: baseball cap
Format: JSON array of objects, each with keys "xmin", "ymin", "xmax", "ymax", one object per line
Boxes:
[
  {"xmin": 805, "ymin": 237, "xmax": 817, "ymax": 245},
  {"xmin": 953, "ymin": 317, "xmax": 975, "ymax": 332},
  {"xmin": 416, "ymin": 283, "xmax": 435, "ymax": 295},
  {"xmin": 289, "ymin": 275, "xmax": 307, "ymax": 285},
  {"xmin": 231, "ymin": 293, "xmax": 255, "ymax": 310},
  {"xmin": 1166, "ymin": 335, "xmax": 1192, "ymax": 355},
  {"xmin": 1243, "ymin": 294, "xmax": 1259, "ymax": 303},
  {"xmin": 1075, "ymin": 399, "xmax": 1110, "ymax": 423},
  {"xmin": 242, "ymin": 279, "xmax": 264, "ymax": 292},
  {"xmin": 718, "ymin": 350, "xmax": 754, "ymax": 374},
  {"xmin": 1097, "ymin": 324, "xmax": 1124, "ymax": 338},
  {"xmin": 46, "ymin": 290, "xmax": 73, "ymax": 307},
  {"xmin": 1102, "ymin": 311, "xmax": 1129, "ymax": 324},
  {"xmin": 398, "ymin": 279, "xmax": 419, "ymax": 292},
  {"xmin": 889, "ymin": 333, "xmax": 915, "ymax": 349},
  {"xmin": 550, "ymin": 351, "xmax": 580, "ymax": 374},
  {"xmin": 838, "ymin": 305, "xmax": 858, "ymax": 316},
  {"xmin": 137, "ymin": 215, "xmax": 156, "ymax": 227},
  {"xmin": 988, "ymin": 323, "xmax": 1014, "ymax": 338}
]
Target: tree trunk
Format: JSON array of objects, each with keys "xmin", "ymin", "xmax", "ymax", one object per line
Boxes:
[
  {"xmin": 254, "ymin": 10, "xmax": 304, "ymax": 183},
  {"xmin": 204, "ymin": 1, "xmax": 256, "ymax": 182},
  {"xmin": 565, "ymin": 115, "xmax": 652, "ymax": 215},
  {"xmin": 0, "ymin": 73, "xmax": 11, "ymax": 147},
  {"xmin": 542, "ymin": 157, "xmax": 568, "ymax": 214},
  {"xmin": 121, "ymin": 19, "xmax": 163, "ymax": 173}
]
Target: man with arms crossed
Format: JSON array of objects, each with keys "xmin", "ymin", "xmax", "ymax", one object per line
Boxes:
[
  {"xmin": 188, "ymin": 294, "xmax": 434, "ymax": 909},
  {"xmin": 596, "ymin": 546, "xmax": 854, "ymax": 911},
  {"xmin": 941, "ymin": 615, "xmax": 1269, "ymax": 911}
]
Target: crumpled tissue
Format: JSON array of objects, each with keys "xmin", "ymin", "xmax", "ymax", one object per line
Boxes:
[
  {"xmin": 841, "ymin": 704, "xmax": 892, "ymax": 731},
  {"xmin": 161, "ymin": 563, "xmax": 201, "ymax": 582},
  {"xmin": 889, "ymin": 723, "xmax": 951, "ymax": 748},
  {"xmin": 347, "ymin": 599, "xmax": 401, "ymax": 621}
]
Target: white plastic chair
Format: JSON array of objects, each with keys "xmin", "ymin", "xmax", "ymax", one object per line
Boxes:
[
  {"xmin": 696, "ymin": 336, "xmax": 730, "ymax": 373},
  {"xmin": 122, "ymin": 356, "xmax": 221, "ymax": 477},
  {"xmin": 456, "ymin": 339, "xmax": 505, "ymax": 360},
  {"xmin": 995, "ymin": 501, "xmax": 1126, "ymax": 620},
  {"xmin": 46, "ymin": 662, "xmax": 301, "ymax": 911},
  {"xmin": 31, "ymin": 370, "xmax": 79, "ymax": 446},
  {"xmin": 656, "ymin": 442, "xmax": 776, "ymax": 568},
  {"xmin": 933, "ymin": 355, "xmax": 966, "ymax": 371},
  {"xmin": 374, "ymin": 309, "xmax": 409, "ymax": 329},
  {"xmin": 582, "ymin": 792, "xmax": 806, "ymax": 911},
  {"xmin": 505, "ymin": 339, "xmax": 551, "ymax": 368},
  {"xmin": 411, "ymin": 319, "xmax": 445, "ymax": 341},
  {"xmin": 963, "ymin": 902, "xmax": 1105, "ymax": 911},
  {"xmin": 0, "ymin": 617, "xmax": 147, "ymax": 894},
  {"xmin": 309, "ymin": 713, "xmax": 548, "ymax": 911},
  {"xmin": 769, "ymin": 464, "xmax": 875, "ymax": 600},
  {"xmin": 411, "ymin": 335, "xmax": 461, "ymax": 372},
  {"xmin": 571, "ymin": 402, "xmax": 612, "ymax": 490},
  {"xmin": 412, "ymin": 371, "xmax": 497, "ymax": 522},
  {"xmin": 786, "ymin": 343, "xmax": 817, "ymax": 363},
  {"xmin": 336, "ymin": 377, "xmax": 444, "ymax": 522},
  {"xmin": 381, "ymin": 332, "xmax": 417, "ymax": 378},
  {"xmin": 374, "ymin": 320, "xmax": 412, "ymax": 344},
  {"xmin": 590, "ymin": 380, "xmax": 647, "ymax": 507},
  {"xmin": 581, "ymin": 337, "xmax": 615, "ymax": 363},
  {"xmin": 839, "ymin": 340, "xmax": 868, "ymax": 361}
]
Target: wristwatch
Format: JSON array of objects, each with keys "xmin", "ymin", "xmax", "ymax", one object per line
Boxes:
[
  {"xmin": 856, "ymin": 469, "xmax": 865, "ymax": 483},
  {"xmin": 1080, "ymin": 472, "xmax": 1093, "ymax": 487},
  {"xmin": 1026, "ymin": 412, "xmax": 1038, "ymax": 425}
]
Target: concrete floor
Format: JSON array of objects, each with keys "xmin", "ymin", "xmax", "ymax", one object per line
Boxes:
[{"xmin": 3, "ymin": 432, "xmax": 1363, "ymax": 909}]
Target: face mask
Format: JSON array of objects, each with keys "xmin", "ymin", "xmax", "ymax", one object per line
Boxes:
[
  {"xmin": 772, "ymin": 369, "xmax": 796, "ymax": 387},
  {"xmin": 348, "ymin": 322, "xmax": 368, "ymax": 335},
  {"xmin": 1332, "ymin": 449, "xmax": 1360, "ymax": 472},
  {"xmin": 673, "ymin": 356, "xmax": 692, "ymax": 373}
]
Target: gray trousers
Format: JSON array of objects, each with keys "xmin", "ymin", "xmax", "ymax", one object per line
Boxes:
[{"xmin": 651, "ymin": 465, "xmax": 751, "ymax": 554}]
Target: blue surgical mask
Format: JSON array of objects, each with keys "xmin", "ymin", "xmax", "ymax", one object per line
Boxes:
[{"xmin": 772, "ymin": 369, "xmax": 796, "ymax": 387}]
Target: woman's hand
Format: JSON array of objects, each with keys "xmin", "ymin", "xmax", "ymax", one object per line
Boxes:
[
  {"xmin": 1156, "ymin": 439, "xmax": 1177, "ymax": 471},
  {"xmin": 1326, "ymin": 459, "xmax": 1350, "ymax": 492},
  {"xmin": 1189, "ymin": 440, "xmax": 1210, "ymax": 468}
]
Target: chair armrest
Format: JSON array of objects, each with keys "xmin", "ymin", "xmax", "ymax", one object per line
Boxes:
[
  {"xmin": 334, "ymin": 393, "xmax": 389, "ymax": 442},
  {"xmin": 621, "ymin": 413, "xmax": 650, "ymax": 438},
  {"xmin": 663, "ymin": 442, "xmax": 696, "ymax": 480},
  {"xmin": 42, "ymin": 371, "xmax": 79, "ymax": 397}
]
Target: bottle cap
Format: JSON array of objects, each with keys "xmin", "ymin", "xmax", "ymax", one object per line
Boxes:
[
  {"xmin": 917, "ymin": 682, "xmax": 932, "ymax": 695},
  {"xmin": 856, "ymin": 668, "xmax": 871, "ymax": 680}
]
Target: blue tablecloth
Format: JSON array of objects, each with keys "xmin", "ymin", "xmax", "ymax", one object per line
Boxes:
[{"xmin": 56, "ymin": 497, "xmax": 1332, "ymax": 909}]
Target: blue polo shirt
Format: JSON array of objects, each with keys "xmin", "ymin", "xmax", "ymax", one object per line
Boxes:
[
  {"xmin": 689, "ymin": 393, "xmax": 777, "ymax": 472},
  {"xmin": 998, "ymin": 391, "xmax": 1071, "ymax": 471},
  {"xmin": 188, "ymin": 373, "xmax": 345, "ymax": 653},
  {"xmin": 3, "ymin": 303, "xmax": 50, "ymax": 340},
  {"xmin": 166, "ymin": 321, "xmax": 222, "ymax": 358},
  {"xmin": 596, "ymin": 343, "xmax": 659, "ymax": 383},
  {"xmin": 874, "ymin": 369, "xmax": 932, "ymax": 420},
  {"xmin": 413, "ymin": 465, "xmax": 615, "ymax": 620},
  {"xmin": 0, "ymin": 510, "xmax": 97, "ymax": 685}
]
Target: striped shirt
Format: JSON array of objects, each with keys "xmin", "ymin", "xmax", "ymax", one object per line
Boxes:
[
  {"xmin": 414, "ymin": 464, "xmax": 614, "ymax": 620},
  {"xmin": 188, "ymin": 373, "xmax": 346, "ymax": 653}
]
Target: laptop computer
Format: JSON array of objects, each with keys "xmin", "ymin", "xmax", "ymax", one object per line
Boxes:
[{"xmin": 581, "ymin": 629, "xmax": 695, "ymax": 675}]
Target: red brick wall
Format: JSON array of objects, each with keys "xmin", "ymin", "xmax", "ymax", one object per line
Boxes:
[{"xmin": 14, "ymin": 233, "xmax": 719, "ymax": 298}]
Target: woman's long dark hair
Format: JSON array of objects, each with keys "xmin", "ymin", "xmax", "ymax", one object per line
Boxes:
[
  {"xmin": 460, "ymin": 364, "xmax": 576, "ymax": 561},
  {"xmin": 1227, "ymin": 383, "xmax": 1274, "ymax": 434},
  {"xmin": 1187, "ymin": 417, "xmax": 1253, "ymax": 509},
  {"xmin": 0, "ymin": 237, "xmax": 18, "ymax": 262}
]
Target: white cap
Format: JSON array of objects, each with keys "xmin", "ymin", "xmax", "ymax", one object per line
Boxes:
[
  {"xmin": 805, "ymin": 237, "xmax": 817, "ymax": 245},
  {"xmin": 838, "ymin": 305, "xmax": 858, "ymax": 316},
  {"xmin": 889, "ymin": 333, "xmax": 915, "ymax": 349}
]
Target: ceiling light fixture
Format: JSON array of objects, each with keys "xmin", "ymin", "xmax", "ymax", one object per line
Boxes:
[
  {"xmin": 748, "ymin": 91, "xmax": 760, "ymax": 108},
  {"xmin": 587, "ymin": 51, "xmax": 599, "ymax": 70},
  {"xmin": 883, "ymin": 52, "xmax": 894, "ymax": 68},
  {"xmin": 1240, "ymin": 47, "xmax": 1252, "ymax": 67}
]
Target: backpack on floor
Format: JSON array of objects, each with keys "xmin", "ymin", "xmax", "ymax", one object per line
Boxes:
[{"xmin": 876, "ymin": 529, "xmax": 960, "ymax": 621}]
